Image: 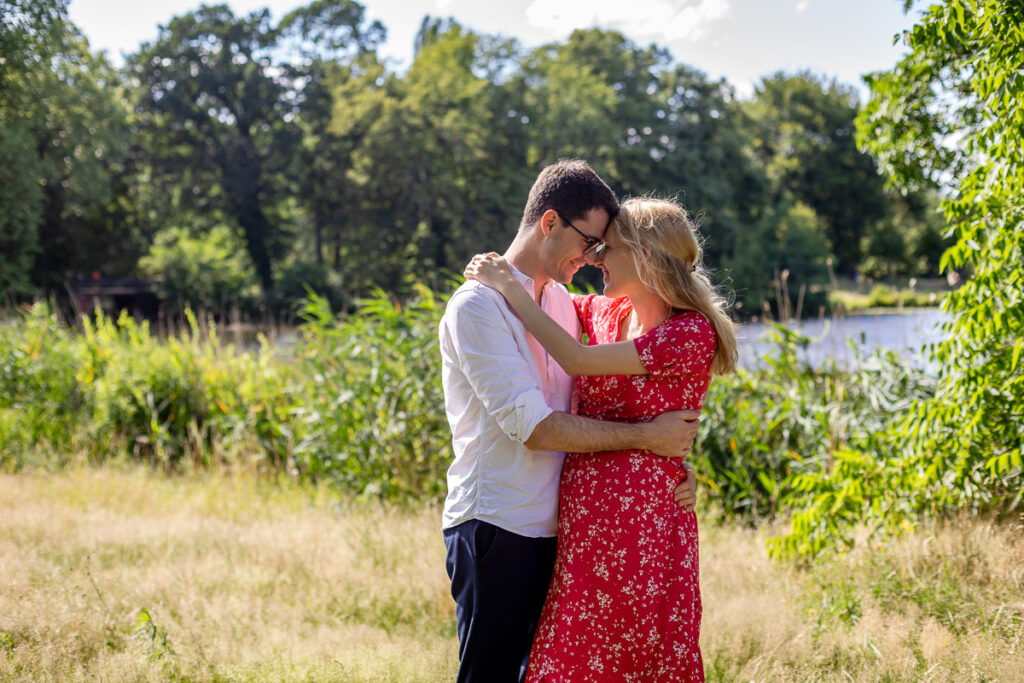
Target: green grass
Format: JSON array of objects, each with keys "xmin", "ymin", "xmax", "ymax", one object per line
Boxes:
[{"xmin": 828, "ymin": 283, "xmax": 948, "ymax": 312}]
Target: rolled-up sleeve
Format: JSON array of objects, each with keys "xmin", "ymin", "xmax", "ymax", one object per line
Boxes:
[{"xmin": 442, "ymin": 289, "xmax": 554, "ymax": 443}]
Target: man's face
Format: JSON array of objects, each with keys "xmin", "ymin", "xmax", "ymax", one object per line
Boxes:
[{"xmin": 545, "ymin": 207, "xmax": 612, "ymax": 284}]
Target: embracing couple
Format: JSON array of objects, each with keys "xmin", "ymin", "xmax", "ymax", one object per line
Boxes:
[{"xmin": 439, "ymin": 159, "xmax": 737, "ymax": 682}]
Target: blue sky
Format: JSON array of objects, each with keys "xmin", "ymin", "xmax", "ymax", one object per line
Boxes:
[{"xmin": 69, "ymin": 0, "xmax": 921, "ymax": 99}]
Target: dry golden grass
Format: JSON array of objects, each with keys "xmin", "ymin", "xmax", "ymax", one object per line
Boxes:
[
  {"xmin": 1, "ymin": 468, "xmax": 1021, "ymax": 682},
  {"xmin": 0, "ymin": 468, "xmax": 457, "ymax": 681},
  {"xmin": 700, "ymin": 520, "xmax": 1024, "ymax": 681}
]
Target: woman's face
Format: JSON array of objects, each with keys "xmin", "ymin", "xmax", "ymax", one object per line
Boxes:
[{"xmin": 595, "ymin": 224, "xmax": 641, "ymax": 299}]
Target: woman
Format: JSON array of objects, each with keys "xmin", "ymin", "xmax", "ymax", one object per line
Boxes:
[{"xmin": 464, "ymin": 197, "xmax": 737, "ymax": 682}]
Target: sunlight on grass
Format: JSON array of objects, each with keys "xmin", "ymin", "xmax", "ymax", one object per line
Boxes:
[{"xmin": 1, "ymin": 468, "xmax": 1020, "ymax": 681}]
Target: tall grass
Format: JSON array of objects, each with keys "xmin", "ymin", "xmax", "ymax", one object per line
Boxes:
[
  {"xmin": 1, "ymin": 468, "xmax": 1020, "ymax": 682},
  {"xmin": 0, "ymin": 287, "xmax": 448, "ymax": 501},
  {"xmin": 0, "ymin": 468, "xmax": 457, "ymax": 682},
  {"xmin": 695, "ymin": 325, "xmax": 939, "ymax": 557},
  {"xmin": 2, "ymin": 289, "xmax": 988, "ymax": 559},
  {"xmin": 287, "ymin": 286, "xmax": 449, "ymax": 499},
  {"xmin": 1, "ymin": 292, "xmax": 942, "ymax": 530}
]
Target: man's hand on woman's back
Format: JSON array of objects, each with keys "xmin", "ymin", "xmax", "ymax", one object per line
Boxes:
[{"xmin": 644, "ymin": 410, "xmax": 701, "ymax": 459}]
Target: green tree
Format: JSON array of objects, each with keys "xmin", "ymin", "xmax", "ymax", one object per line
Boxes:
[
  {"xmin": 139, "ymin": 225, "xmax": 258, "ymax": 312},
  {"xmin": 328, "ymin": 21, "xmax": 517, "ymax": 293},
  {"xmin": 1, "ymin": 0, "xmax": 142, "ymax": 297},
  {"xmin": 516, "ymin": 30, "xmax": 774, "ymax": 307},
  {"xmin": 0, "ymin": 0, "xmax": 68, "ymax": 296},
  {"xmin": 29, "ymin": 45, "xmax": 141, "ymax": 288},
  {"xmin": 277, "ymin": 0, "xmax": 384, "ymax": 273},
  {"xmin": 519, "ymin": 30, "xmax": 665, "ymax": 181},
  {"xmin": 774, "ymin": 0, "xmax": 1024, "ymax": 559},
  {"xmin": 858, "ymin": 0, "xmax": 1023, "ymax": 509},
  {"xmin": 653, "ymin": 64, "xmax": 773, "ymax": 313},
  {"xmin": 128, "ymin": 4, "xmax": 300, "ymax": 297},
  {"xmin": 748, "ymin": 72, "xmax": 889, "ymax": 276}
]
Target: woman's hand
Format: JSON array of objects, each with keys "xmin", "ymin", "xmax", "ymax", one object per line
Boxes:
[
  {"xmin": 673, "ymin": 461, "xmax": 697, "ymax": 512},
  {"xmin": 464, "ymin": 252, "xmax": 517, "ymax": 294}
]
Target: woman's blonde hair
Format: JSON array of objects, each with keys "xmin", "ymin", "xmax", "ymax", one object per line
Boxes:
[{"xmin": 613, "ymin": 196, "xmax": 737, "ymax": 375}]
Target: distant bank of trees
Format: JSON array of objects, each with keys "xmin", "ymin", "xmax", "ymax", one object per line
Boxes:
[{"xmin": 2, "ymin": 0, "xmax": 949, "ymax": 316}]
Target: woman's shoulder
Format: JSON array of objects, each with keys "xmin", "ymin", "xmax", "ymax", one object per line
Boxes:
[
  {"xmin": 664, "ymin": 309, "xmax": 716, "ymax": 341},
  {"xmin": 572, "ymin": 293, "xmax": 628, "ymax": 317}
]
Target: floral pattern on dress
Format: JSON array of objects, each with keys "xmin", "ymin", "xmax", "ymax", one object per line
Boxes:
[{"xmin": 526, "ymin": 294, "xmax": 716, "ymax": 683}]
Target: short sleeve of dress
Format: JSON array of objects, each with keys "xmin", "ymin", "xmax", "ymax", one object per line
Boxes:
[
  {"xmin": 634, "ymin": 312, "xmax": 717, "ymax": 379},
  {"xmin": 571, "ymin": 293, "xmax": 598, "ymax": 343}
]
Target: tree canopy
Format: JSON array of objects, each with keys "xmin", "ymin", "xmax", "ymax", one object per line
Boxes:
[
  {"xmin": 2, "ymin": 0, "xmax": 949, "ymax": 315},
  {"xmin": 770, "ymin": 0, "xmax": 1023, "ymax": 558},
  {"xmin": 858, "ymin": 0, "xmax": 1023, "ymax": 508}
]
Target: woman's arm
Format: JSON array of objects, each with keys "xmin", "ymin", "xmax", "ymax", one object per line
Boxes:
[{"xmin": 464, "ymin": 253, "xmax": 647, "ymax": 376}]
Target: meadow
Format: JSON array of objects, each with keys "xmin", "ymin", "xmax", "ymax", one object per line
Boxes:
[
  {"xmin": 4, "ymin": 1, "xmax": 1022, "ymax": 678},
  {"xmin": 1, "ymin": 467, "xmax": 1021, "ymax": 682},
  {"xmin": 0, "ymin": 290, "xmax": 946, "ymax": 555},
  {"xmin": 1, "ymin": 292, "xmax": 1021, "ymax": 680}
]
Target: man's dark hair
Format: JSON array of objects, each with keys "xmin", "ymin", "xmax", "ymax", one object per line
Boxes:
[{"xmin": 520, "ymin": 159, "xmax": 619, "ymax": 232}]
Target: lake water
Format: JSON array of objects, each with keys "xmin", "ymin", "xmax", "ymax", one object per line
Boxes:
[{"xmin": 738, "ymin": 309, "xmax": 951, "ymax": 371}]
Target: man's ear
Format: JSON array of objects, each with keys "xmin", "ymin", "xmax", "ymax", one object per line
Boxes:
[{"xmin": 539, "ymin": 209, "xmax": 559, "ymax": 237}]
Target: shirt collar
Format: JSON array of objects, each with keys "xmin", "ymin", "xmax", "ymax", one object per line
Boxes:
[{"xmin": 506, "ymin": 262, "xmax": 552, "ymax": 299}]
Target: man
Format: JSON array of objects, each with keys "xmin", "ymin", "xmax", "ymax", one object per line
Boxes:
[{"xmin": 439, "ymin": 159, "xmax": 700, "ymax": 683}]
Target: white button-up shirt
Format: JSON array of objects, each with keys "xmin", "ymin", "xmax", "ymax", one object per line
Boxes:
[{"xmin": 439, "ymin": 266, "xmax": 580, "ymax": 537}]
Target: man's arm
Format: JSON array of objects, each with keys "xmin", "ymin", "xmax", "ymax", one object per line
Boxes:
[
  {"xmin": 524, "ymin": 409, "xmax": 701, "ymax": 459},
  {"xmin": 444, "ymin": 286, "xmax": 700, "ymax": 461},
  {"xmin": 527, "ymin": 411, "xmax": 701, "ymax": 511}
]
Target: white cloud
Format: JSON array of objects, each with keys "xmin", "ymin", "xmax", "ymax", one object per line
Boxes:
[
  {"xmin": 525, "ymin": 0, "xmax": 731, "ymax": 43},
  {"xmin": 796, "ymin": 0, "xmax": 812, "ymax": 11}
]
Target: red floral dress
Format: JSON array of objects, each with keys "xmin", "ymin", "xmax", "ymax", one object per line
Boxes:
[{"xmin": 525, "ymin": 294, "xmax": 717, "ymax": 683}]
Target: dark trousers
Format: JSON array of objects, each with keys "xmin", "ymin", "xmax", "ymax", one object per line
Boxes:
[{"xmin": 444, "ymin": 519, "xmax": 557, "ymax": 683}]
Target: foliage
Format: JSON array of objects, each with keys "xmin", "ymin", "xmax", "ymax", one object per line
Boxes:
[
  {"xmin": 274, "ymin": 257, "xmax": 345, "ymax": 311},
  {"xmin": 0, "ymin": 303, "xmax": 86, "ymax": 463},
  {"xmin": 0, "ymin": 0, "xmax": 65, "ymax": 297},
  {"xmin": 751, "ymin": 0, "xmax": 1024, "ymax": 558},
  {"xmin": 0, "ymin": 122, "xmax": 42, "ymax": 298},
  {"xmin": 126, "ymin": 1, "xmax": 382, "ymax": 298},
  {"xmin": 771, "ymin": 200, "xmax": 833, "ymax": 314},
  {"xmin": 327, "ymin": 21, "xmax": 522, "ymax": 294},
  {"xmin": 127, "ymin": 4, "xmax": 293, "ymax": 296},
  {"xmin": 854, "ymin": 0, "xmax": 1024, "ymax": 526},
  {"xmin": 694, "ymin": 326, "xmax": 934, "ymax": 544},
  {"xmin": 133, "ymin": 608, "xmax": 176, "ymax": 664},
  {"xmin": 0, "ymin": 290, "xmax": 447, "ymax": 502},
  {"xmin": 0, "ymin": 0, "xmax": 140, "ymax": 297},
  {"xmin": 278, "ymin": 0, "xmax": 385, "ymax": 283},
  {"xmin": 829, "ymin": 283, "xmax": 945, "ymax": 311},
  {"xmin": 1, "ymin": 295, "xmax": 932, "ymax": 527},
  {"xmin": 2, "ymin": 0, "xmax": 955, "ymax": 313},
  {"xmin": 746, "ymin": 72, "xmax": 889, "ymax": 277},
  {"xmin": 288, "ymin": 286, "xmax": 449, "ymax": 498},
  {"xmin": 14, "ymin": 0, "xmax": 1022, "ymax": 562},
  {"xmin": 139, "ymin": 225, "xmax": 259, "ymax": 313}
]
